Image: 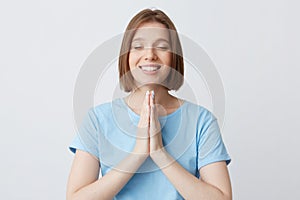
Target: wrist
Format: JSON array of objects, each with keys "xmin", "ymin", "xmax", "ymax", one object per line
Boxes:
[
  {"xmin": 132, "ymin": 145, "xmax": 149, "ymax": 160},
  {"xmin": 150, "ymin": 148, "xmax": 174, "ymax": 168}
]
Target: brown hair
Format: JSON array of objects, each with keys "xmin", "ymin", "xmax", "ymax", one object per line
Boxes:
[{"xmin": 118, "ymin": 9, "xmax": 184, "ymax": 92}]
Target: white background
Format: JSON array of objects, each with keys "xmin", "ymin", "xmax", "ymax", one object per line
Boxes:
[{"xmin": 1, "ymin": 0, "xmax": 299, "ymax": 199}]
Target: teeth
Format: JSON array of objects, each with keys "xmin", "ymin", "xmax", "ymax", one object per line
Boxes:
[
  {"xmin": 143, "ymin": 67, "xmax": 158, "ymax": 71},
  {"xmin": 139, "ymin": 65, "xmax": 161, "ymax": 72}
]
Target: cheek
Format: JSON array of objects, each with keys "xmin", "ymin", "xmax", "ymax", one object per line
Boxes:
[
  {"xmin": 162, "ymin": 53, "xmax": 172, "ymax": 67},
  {"xmin": 128, "ymin": 52, "xmax": 139, "ymax": 68},
  {"xmin": 128, "ymin": 54, "xmax": 133, "ymax": 68}
]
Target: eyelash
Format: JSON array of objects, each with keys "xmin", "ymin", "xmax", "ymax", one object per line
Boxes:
[
  {"xmin": 156, "ymin": 46, "xmax": 169, "ymax": 50},
  {"xmin": 133, "ymin": 46, "xmax": 143, "ymax": 50},
  {"xmin": 131, "ymin": 45, "xmax": 170, "ymax": 51}
]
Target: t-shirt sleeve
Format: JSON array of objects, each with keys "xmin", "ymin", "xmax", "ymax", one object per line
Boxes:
[
  {"xmin": 69, "ymin": 108, "xmax": 100, "ymax": 159},
  {"xmin": 197, "ymin": 110, "xmax": 231, "ymax": 170}
]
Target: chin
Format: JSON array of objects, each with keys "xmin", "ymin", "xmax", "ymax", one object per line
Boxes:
[{"xmin": 134, "ymin": 81, "xmax": 165, "ymax": 88}]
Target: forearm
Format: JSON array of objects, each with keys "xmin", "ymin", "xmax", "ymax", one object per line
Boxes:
[
  {"xmin": 70, "ymin": 153, "xmax": 147, "ymax": 200},
  {"xmin": 151, "ymin": 149, "xmax": 231, "ymax": 200}
]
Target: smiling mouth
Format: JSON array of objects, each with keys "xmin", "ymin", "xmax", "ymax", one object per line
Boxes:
[{"xmin": 139, "ymin": 64, "xmax": 161, "ymax": 72}]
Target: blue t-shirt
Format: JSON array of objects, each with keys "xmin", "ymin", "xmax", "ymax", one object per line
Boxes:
[{"xmin": 69, "ymin": 98, "xmax": 231, "ymax": 199}]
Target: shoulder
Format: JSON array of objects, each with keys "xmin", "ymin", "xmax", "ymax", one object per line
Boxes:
[
  {"xmin": 91, "ymin": 98, "xmax": 124, "ymax": 114},
  {"xmin": 182, "ymin": 100, "xmax": 216, "ymax": 121},
  {"xmin": 86, "ymin": 98, "xmax": 128, "ymax": 124},
  {"xmin": 181, "ymin": 100, "xmax": 218, "ymax": 136}
]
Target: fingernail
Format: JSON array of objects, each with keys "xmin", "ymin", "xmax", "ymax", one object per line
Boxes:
[
  {"xmin": 146, "ymin": 90, "xmax": 149, "ymax": 96},
  {"xmin": 151, "ymin": 90, "xmax": 155, "ymax": 99}
]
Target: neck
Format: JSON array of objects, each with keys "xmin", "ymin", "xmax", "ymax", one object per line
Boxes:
[
  {"xmin": 124, "ymin": 85, "xmax": 184, "ymax": 116},
  {"xmin": 126, "ymin": 85, "xmax": 173, "ymax": 109}
]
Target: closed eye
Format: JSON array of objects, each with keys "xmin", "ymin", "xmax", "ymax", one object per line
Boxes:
[
  {"xmin": 131, "ymin": 45, "xmax": 144, "ymax": 50},
  {"xmin": 156, "ymin": 46, "xmax": 170, "ymax": 51},
  {"xmin": 155, "ymin": 41, "xmax": 170, "ymax": 51}
]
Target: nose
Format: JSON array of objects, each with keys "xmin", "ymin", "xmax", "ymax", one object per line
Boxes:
[{"xmin": 144, "ymin": 47, "xmax": 157, "ymax": 61}]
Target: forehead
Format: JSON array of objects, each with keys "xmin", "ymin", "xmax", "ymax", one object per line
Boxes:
[{"xmin": 132, "ymin": 22, "xmax": 170, "ymax": 41}]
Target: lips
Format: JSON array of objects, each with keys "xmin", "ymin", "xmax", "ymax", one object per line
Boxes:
[{"xmin": 138, "ymin": 64, "xmax": 161, "ymax": 72}]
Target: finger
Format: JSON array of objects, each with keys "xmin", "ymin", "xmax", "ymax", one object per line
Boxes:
[
  {"xmin": 144, "ymin": 90, "xmax": 150, "ymax": 107},
  {"xmin": 150, "ymin": 90, "xmax": 159, "ymax": 121},
  {"xmin": 150, "ymin": 103, "xmax": 155, "ymax": 136},
  {"xmin": 150, "ymin": 90, "xmax": 155, "ymax": 105},
  {"xmin": 150, "ymin": 94, "xmax": 160, "ymax": 136},
  {"xmin": 150, "ymin": 90, "xmax": 154, "ymax": 133},
  {"xmin": 144, "ymin": 90, "xmax": 150, "ymax": 116},
  {"xmin": 138, "ymin": 91, "xmax": 150, "ymax": 128},
  {"xmin": 146, "ymin": 90, "xmax": 150, "ymax": 127}
]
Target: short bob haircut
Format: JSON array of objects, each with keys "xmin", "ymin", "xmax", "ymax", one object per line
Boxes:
[{"xmin": 118, "ymin": 9, "xmax": 184, "ymax": 92}]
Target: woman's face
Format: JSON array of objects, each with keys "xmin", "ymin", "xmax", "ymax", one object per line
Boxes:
[{"xmin": 128, "ymin": 22, "xmax": 172, "ymax": 88}]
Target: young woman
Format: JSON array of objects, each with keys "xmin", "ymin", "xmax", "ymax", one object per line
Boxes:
[{"xmin": 67, "ymin": 9, "xmax": 232, "ymax": 200}]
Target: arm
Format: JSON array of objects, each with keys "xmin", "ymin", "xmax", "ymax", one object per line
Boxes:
[
  {"xmin": 151, "ymin": 150, "xmax": 232, "ymax": 200},
  {"xmin": 67, "ymin": 92, "xmax": 151, "ymax": 200},
  {"xmin": 66, "ymin": 149, "xmax": 147, "ymax": 200},
  {"xmin": 149, "ymin": 93, "xmax": 232, "ymax": 199}
]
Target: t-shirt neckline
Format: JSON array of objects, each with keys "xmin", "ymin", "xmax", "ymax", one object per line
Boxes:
[{"xmin": 119, "ymin": 97, "xmax": 186, "ymax": 120}]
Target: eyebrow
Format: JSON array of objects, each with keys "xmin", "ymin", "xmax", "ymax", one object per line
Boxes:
[{"xmin": 131, "ymin": 37, "xmax": 170, "ymax": 43}]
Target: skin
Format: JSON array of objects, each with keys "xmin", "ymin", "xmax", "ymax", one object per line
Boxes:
[
  {"xmin": 66, "ymin": 22, "xmax": 232, "ymax": 200},
  {"xmin": 126, "ymin": 22, "xmax": 183, "ymax": 115}
]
